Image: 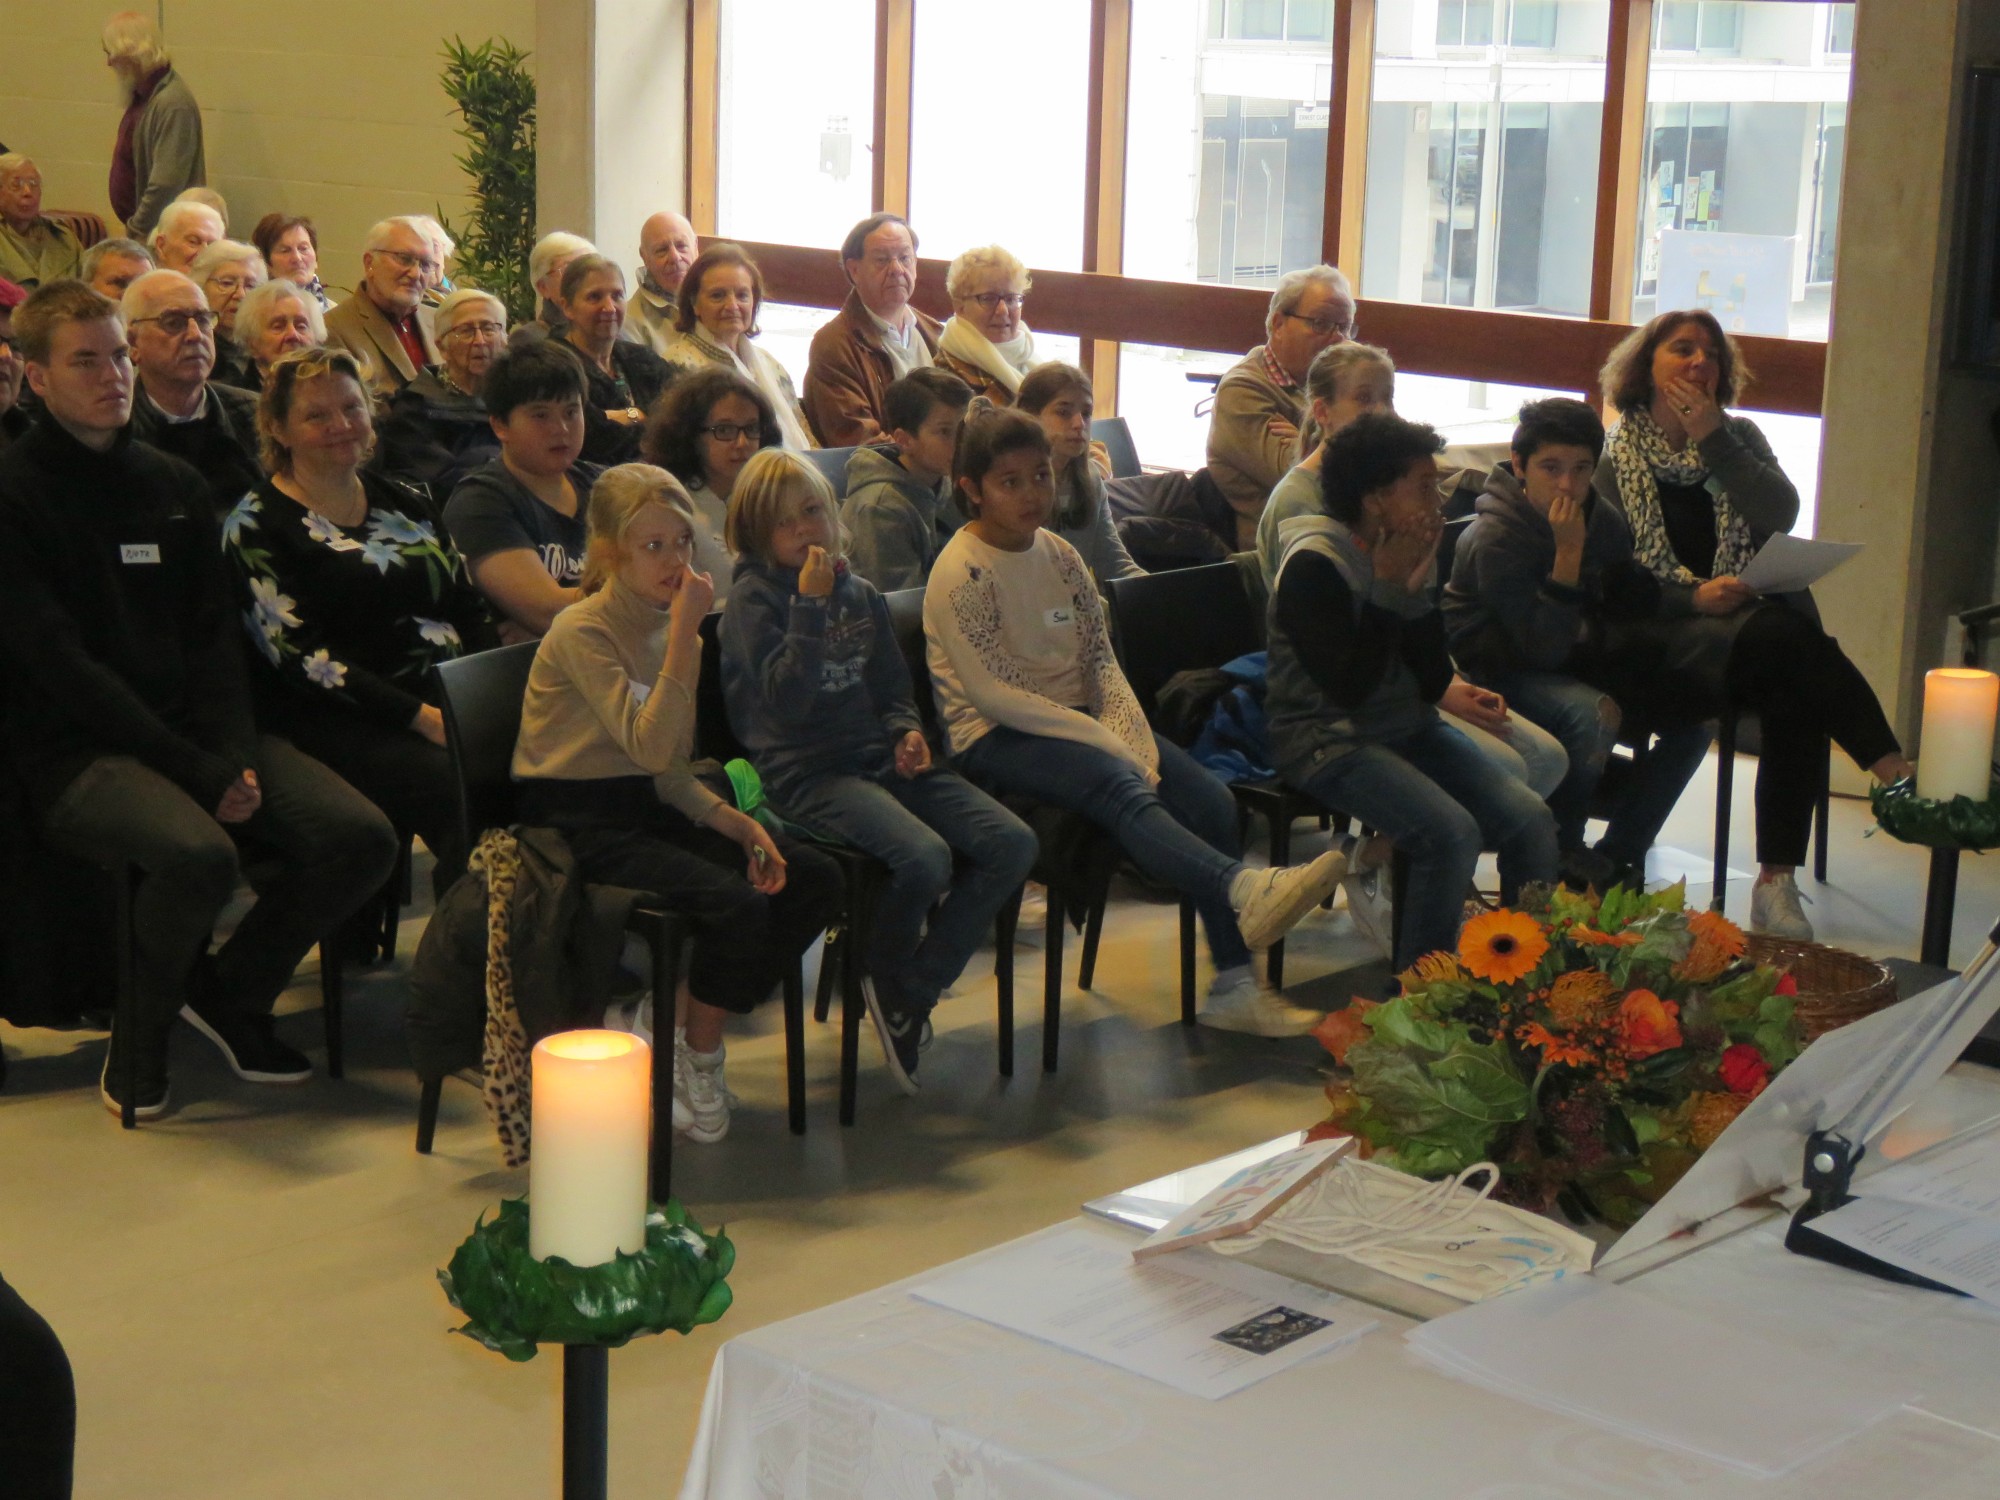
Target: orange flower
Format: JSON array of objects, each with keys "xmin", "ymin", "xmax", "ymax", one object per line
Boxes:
[
  {"xmin": 1673, "ymin": 934, "xmax": 1732, "ymax": 983},
  {"xmin": 1571, "ymin": 926, "xmax": 1641, "ymax": 949},
  {"xmin": 1312, "ymin": 999, "xmax": 1379, "ymax": 1068},
  {"xmin": 1518, "ymin": 1021, "xmax": 1596, "ymax": 1069},
  {"xmin": 1458, "ymin": 910, "xmax": 1549, "ymax": 985},
  {"xmin": 1546, "ymin": 968, "xmax": 1614, "ymax": 1028},
  {"xmin": 1616, "ymin": 989, "xmax": 1683, "ymax": 1059},
  {"xmin": 1687, "ymin": 909, "xmax": 1747, "ymax": 960},
  {"xmin": 1402, "ymin": 951, "xmax": 1467, "ymax": 987},
  {"xmin": 1686, "ymin": 1090, "xmax": 1749, "ymax": 1149}
]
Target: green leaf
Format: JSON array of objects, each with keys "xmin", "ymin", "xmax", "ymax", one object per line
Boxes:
[
  {"xmin": 1627, "ymin": 1109, "xmax": 1664, "ymax": 1145},
  {"xmin": 1347, "ymin": 1009, "xmax": 1532, "ymax": 1177}
]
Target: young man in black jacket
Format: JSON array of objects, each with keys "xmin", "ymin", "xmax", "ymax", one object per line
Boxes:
[{"xmin": 0, "ymin": 280, "xmax": 397, "ymax": 1118}]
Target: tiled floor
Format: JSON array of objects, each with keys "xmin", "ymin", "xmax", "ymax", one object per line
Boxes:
[{"xmin": 0, "ymin": 749, "xmax": 1983, "ymax": 1497}]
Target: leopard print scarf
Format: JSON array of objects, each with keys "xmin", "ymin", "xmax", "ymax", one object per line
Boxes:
[
  {"xmin": 1606, "ymin": 406, "xmax": 1755, "ymax": 586},
  {"xmin": 470, "ymin": 829, "xmax": 534, "ymax": 1168}
]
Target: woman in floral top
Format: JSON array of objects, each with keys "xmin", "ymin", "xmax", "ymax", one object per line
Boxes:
[{"xmin": 223, "ymin": 347, "xmax": 497, "ymax": 887}]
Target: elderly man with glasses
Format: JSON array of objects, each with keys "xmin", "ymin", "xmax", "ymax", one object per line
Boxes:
[
  {"xmin": 121, "ymin": 268, "xmax": 260, "ymax": 516},
  {"xmin": 804, "ymin": 212, "xmax": 943, "ymax": 447},
  {"xmin": 0, "ymin": 156, "xmax": 84, "ymax": 291},
  {"xmin": 1206, "ymin": 263, "xmax": 1356, "ymax": 549},
  {"xmin": 324, "ymin": 216, "xmax": 442, "ymax": 403}
]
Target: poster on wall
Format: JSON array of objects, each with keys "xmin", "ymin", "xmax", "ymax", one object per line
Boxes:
[{"xmin": 1656, "ymin": 229, "xmax": 1798, "ymax": 337}]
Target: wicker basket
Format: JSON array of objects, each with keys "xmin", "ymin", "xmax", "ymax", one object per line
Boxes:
[{"xmin": 1744, "ymin": 934, "xmax": 1899, "ymax": 1041}]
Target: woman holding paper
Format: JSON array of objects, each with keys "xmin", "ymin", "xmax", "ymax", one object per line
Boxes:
[{"xmin": 1597, "ymin": 311, "xmax": 1911, "ymax": 940}]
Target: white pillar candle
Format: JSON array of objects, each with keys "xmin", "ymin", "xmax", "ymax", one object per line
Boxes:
[
  {"xmin": 1918, "ymin": 668, "xmax": 2000, "ymax": 803},
  {"xmin": 528, "ymin": 1030, "xmax": 650, "ymax": 1266}
]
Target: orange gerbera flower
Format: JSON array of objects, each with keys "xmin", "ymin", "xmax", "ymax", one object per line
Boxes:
[
  {"xmin": 1458, "ymin": 910, "xmax": 1549, "ymax": 985},
  {"xmin": 1571, "ymin": 926, "xmax": 1641, "ymax": 949},
  {"xmin": 1518, "ymin": 1021, "xmax": 1595, "ymax": 1069},
  {"xmin": 1546, "ymin": 968, "xmax": 1614, "ymax": 1028},
  {"xmin": 1687, "ymin": 908, "xmax": 1748, "ymax": 960},
  {"xmin": 1616, "ymin": 989, "xmax": 1683, "ymax": 1059},
  {"xmin": 1312, "ymin": 999, "xmax": 1379, "ymax": 1068}
]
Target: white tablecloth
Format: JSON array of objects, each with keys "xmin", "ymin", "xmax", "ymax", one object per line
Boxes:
[{"xmin": 679, "ymin": 1069, "xmax": 2000, "ymax": 1499}]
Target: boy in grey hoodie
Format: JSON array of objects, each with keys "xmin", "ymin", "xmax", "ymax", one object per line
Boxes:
[
  {"xmin": 1442, "ymin": 397, "xmax": 1711, "ymax": 877},
  {"xmin": 839, "ymin": 368, "xmax": 971, "ymax": 592}
]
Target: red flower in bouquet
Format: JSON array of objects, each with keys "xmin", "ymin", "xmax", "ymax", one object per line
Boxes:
[
  {"xmin": 1313, "ymin": 999, "xmax": 1379, "ymax": 1068},
  {"xmin": 1775, "ymin": 972, "xmax": 1798, "ymax": 996},
  {"xmin": 1459, "ymin": 910, "xmax": 1549, "ymax": 984},
  {"xmin": 1717, "ymin": 1043, "xmax": 1771, "ymax": 1098},
  {"xmin": 1615, "ymin": 989, "xmax": 1682, "ymax": 1059}
]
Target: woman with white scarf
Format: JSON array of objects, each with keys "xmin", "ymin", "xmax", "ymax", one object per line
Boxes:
[
  {"xmin": 1595, "ymin": 309, "xmax": 1910, "ymax": 941},
  {"xmin": 936, "ymin": 245, "xmax": 1038, "ymax": 405},
  {"xmin": 660, "ymin": 242, "xmax": 815, "ymax": 451}
]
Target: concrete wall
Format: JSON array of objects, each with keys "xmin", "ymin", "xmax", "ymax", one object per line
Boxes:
[{"xmin": 0, "ymin": 1, "xmax": 536, "ymax": 298}]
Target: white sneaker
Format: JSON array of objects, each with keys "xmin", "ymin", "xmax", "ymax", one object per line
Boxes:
[
  {"xmin": 1750, "ymin": 874, "xmax": 1814, "ymax": 941},
  {"xmin": 672, "ymin": 1025, "xmax": 738, "ymax": 1109},
  {"xmin": 1196, "ymin": 966, "xmax": 1322, "ymax": 1037},
  {"xmin": 1231, "ymin": 849, "xmax": 1350, "ymax": 951},
  {"xmin": 1014, "ymin": 882, "xmax": 1049, "ymax": 947},
  {"xmin": 1341, "ymin": 863, "xmax": 1394, "ymax": 959},
  {"xmin": 681, "ymin": 1045, "xmax": 731, "ymax": 1144}
]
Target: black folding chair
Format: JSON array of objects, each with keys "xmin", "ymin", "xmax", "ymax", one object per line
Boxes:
[{"xmin": 1090, "ymin": 417, "xmax": 1142, "ymax": 479}]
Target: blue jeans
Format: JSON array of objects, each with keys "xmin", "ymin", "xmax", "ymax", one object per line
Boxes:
[
  {"xmin": 774, "ymin": 766, "xmax": 1038, "ymax": 1013},
  {"xmin": 1294, "ymin": 718, "xmax": 1559, "ymax": 971},
  {"xmin": 1487, "ymin": 672, "xmax": 1710, "ymax": 868},
  {"xmin": 956, "ymin": 726, "xmax": 1253, "ymax": 971}
]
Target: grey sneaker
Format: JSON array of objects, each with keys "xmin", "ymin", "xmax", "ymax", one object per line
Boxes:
[
  {"xmin": 680, "ymin": 1045, "xmax": 730, "ymax": 1144},
  {"xmin": 1341, "ymin": 863, "xmax": 1394, "ymax": 958},
  {"xmin": 1750, "ymin": 874, "xmax": 1814, "ymax": 941},
  {"xmin": 1196, "ymin": 967, "xmax": 1322, "ymax": 1037},
  {"xmin": 1233, "ymin": 849, "xmax": 1350, "ymax": 951}
]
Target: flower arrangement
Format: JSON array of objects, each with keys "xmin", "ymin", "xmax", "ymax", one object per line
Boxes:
[{"xmin": 1310, "ymin": 882, "xmax": 1803, "ymax": 1226}]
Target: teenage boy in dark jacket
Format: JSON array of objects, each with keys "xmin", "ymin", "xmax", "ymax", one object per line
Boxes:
[
  {"xmin": 1442, "ymin": 397, "xmax": 1711, "ymax": 883},
  {"xmin": 838, "ymin": 367, "xmax": 972, "ymax": 593},
  {"xmin": 0, "ymin": 280, "xmax": 397, "ymax": 1119}
]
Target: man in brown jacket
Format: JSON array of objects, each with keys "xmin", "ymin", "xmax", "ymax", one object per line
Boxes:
[
  {"xmin": 804, "ymin": 213, "xmax": 943, "ymax": 447},
  {"xmin": 324, "ymin": 217, "xmax": 441, "ymax": 404},
  {"xmin": 1205, "ymin": 263, "xmax": 1355, "ymax": 548}
]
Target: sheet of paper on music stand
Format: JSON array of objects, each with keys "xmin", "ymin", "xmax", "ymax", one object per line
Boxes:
[
  {"xmin": 1736, "ymin": 534, "xmax": 1862, "ymax": 594},
  {"xmin": 1405, "ymin": 1276, "xmax": 1914, "ymax": 1477},
  {"xmin": 1810, "ymin": 1196, "xmax": 2000, "ymax": 1306}
]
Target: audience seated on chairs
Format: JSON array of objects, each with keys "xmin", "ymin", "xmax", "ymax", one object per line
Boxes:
[
  {"xmin": 147, "ymin": 197, "xmax": 222, "ymax": 275},
  {"xmin": 935, "ymin": 245, "xmax": 1037, "ymax": 405},
  {"xmin": 0, "ymin": 155, "xmax": 83, "ymax": 289},
  {"xmin": 0, "ymin": 277, "xmax": 29, "ymax": 450},
  {"xmin": 373, "ymin": 287, "xmax": 506, "ymax": 496},
  {"xmin": 511, "ymin": 462, "xmax": 842, "ymax": 1143},
  {"xmin": 171, "ymin": 186, "xmax": 230, "ymax": 230},
  {"xmin": 641, "ymin": 366, "xmax": 780, "ymax": 607},
  {"xmin": 1265, "ymin": 412, "xmax": 1559, "ymax": 973},
  {"xmin": 627, "ymin": 210, "xmax": 699, "ymax": 357},
  {"xmin": 1014, "ymin": 364, "xmax": 1144, "ymax": 588},
  {"xmin": 1593, "ymin": 311, "xmax": 1913, "ymax": 938},
  {"xmin": 927, "ymin": 405, "xmax": 1347, "ymax": 1036},
  {"xmin": 222, "ymin": 346, "xmax": 498, "ymax": 894},
  {"xmin": 1446, "ymin": 398, "xmax": 1715, "ymax": 895},
  {"xmin": 804, "ymin": 213, "xmax": 942, "ymax": 447},
  {"xmin": 324, "ymin": 216, "xmax": 441, "ymax": 404},
  {"xmin": 187, "ymin": 239, "xmax": 265, "ymax": 388},
  {"xmin": 840, "ymin": 367, "xmax": 971, "ymax": 592},
  {"xmin": 103, "ymin": 11, "xmax": 206, "ymax": 241},
  {"xmin": 0, "ymin": 283, "xmax": 397, "ymax": 1117},
  {"xmin": 251, "ymin": 211, "xmax": 329, "ymax": 310},
  {"xmin": 409, "ymin": 215, "xmax": 456, "ymax": 309},
  {"xmin": 122, "ymin": 269, "xmax": 262, "ymax": 515},
  {"xmin": 555, "ymin": 253, "xmax": 676, "ymax": 466},
  {"xmin": 1207, "ymin": 263, "xmax": 1355, "ymax": 549},
  {"xmin": 81, "ymin": 236, "xmax": 154, "ymax": 301},
  {"xmin": 231, "ymin": 277, "xmax": 322, "ymax": 392},
  {"xmin": 525, "ymin": 230, "xmax": 595, "ymax": 338},
  {"xmin": 442, "ymin": 338, "xmax": 596, "ymax": 639},
  {"xmin": 720, "ymin": 449, "xmax": 1035, "ymax": 1090},
  {"xmin": 660, "ymin": 242, "xmax": 813, "ymax": 450}
]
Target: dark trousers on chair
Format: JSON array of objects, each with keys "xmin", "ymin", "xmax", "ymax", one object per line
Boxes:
[
  {"xmin": 38, "ymin": 739, "xmax": 398, "ymax": 1063},
  {"xmin": 281, "ymin": 713, "xmax": 465, "ymax": 893},
  {"xmin": 0, "ymin": 1273, "xmax": 73, "ymax": 1500}
]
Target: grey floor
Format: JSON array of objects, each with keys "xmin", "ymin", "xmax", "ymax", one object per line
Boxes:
[{"xmin": 0, "ymin": 748, "xmax": 1974, "ymax": 1498}]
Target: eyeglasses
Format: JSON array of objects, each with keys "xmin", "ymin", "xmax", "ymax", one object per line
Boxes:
[
  {"xmin": 969, "ymin": 292, "xmax": 1025, "ymax": 311},
  {"xmin": 374, "ymin": 247, "xmax": 442, "ymax": 276},
  {"xmin": 130, "ymin": 309, "xmax": 218, "ymax": 336},
  {"xmin": 442, "ymin": 320, "xmax": 506, "ymax": 341},
  {"xmin": 1285, "ymin": 311, "xmax": 1355, "ymax": 338},
  {"xmin": 700, "ymin": 421, "xmax": 760, "ymax": 443}
]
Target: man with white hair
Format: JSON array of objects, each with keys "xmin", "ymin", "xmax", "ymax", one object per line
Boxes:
[
  {"xmin": 121, "ymin": 269, "xmax": 260, "ymax": 514},
  {"xmin": 626, "ymin": 210, "xmax": 698, "ymax": 357},
  {"xmin": 82, "ymin": 236, "xmax": 154, "ymax": 300},
  {"xmin": 1205, "ymin": 263, "xmax": 1356, "ymax": 546},
  {"xmin": 0, "ymin": 155, "xmax": 83, "ymax": 289},
  {"xmin": 149, "ymin": 198, "xmax": 223, "ymax": 275},
  {"xmin": 526, "ymin": 230, "xmax": 595, "ymax": 336},
  {"xmin": 324, "ymin": 216, "xmax": 442, "ymax": 402},
  {"xmin": 103, "ymin": 10, "xmax": 206, "ymax": 238}
]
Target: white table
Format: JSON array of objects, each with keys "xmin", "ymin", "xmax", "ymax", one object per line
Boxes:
[{"xmin": 679, "ymin": 1067, "xmax": 2000, "ymax": 1499}]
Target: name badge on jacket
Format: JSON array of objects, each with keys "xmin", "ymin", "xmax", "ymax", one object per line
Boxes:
[
  {"xmin": 1043, "ymin": 606, "xmax": 1073, "ymax": 628},
  {"xmin": 120, "ymin": 543, "xmax": 162, "ymax": 565}
]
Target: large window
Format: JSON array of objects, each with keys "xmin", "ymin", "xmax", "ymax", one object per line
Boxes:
[
  {"xmin": 716, "ymin": 0, "xmax": 874, "ymax": 247},
  {"xmin": 1363, "ymin": 1, "xmax": 1608, "ymax": 318}
]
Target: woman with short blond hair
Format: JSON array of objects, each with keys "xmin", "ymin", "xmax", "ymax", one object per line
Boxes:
[{"xmin": 935, "ymin": 244, "xmax": 1036, "ymax": 404}]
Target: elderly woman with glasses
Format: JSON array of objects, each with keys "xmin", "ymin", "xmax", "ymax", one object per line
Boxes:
[
  {"xmin": 232, "ymin": 278, "xmax": 324, "ymax": 391},
  {"xmin": 933, "ymin": 245, "xmax": 1040, "ymax": 407},
  {"xmin": 251, "ymin": 212, "xmax": 329, "ymax": 310},
  {"xmin": 659, "ymin": 242, "xmax": 813, "ymax": 450},
  {"xmin": 639, "ymin": 366, "xmax": 783, "ymax": 608},
  {"xmin": 188, "ymin": 239, "xmax": 266, "ymax": 387},
  {"xmin": 372, "ymin": 287, "xmax": 507, "ymax": 494}
]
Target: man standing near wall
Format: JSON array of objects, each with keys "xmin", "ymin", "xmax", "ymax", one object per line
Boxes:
[{"xmin": 103, "ymin": 11, "xmax": 207, "ymax": 241}]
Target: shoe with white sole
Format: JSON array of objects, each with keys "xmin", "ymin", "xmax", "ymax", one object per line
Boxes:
[
  {"xmin": 1232, "ymin": 850, "xmax": 1350, "ymax": 951},
  {"xmin": 860, "ymin": 976, "xmax": 921, "ymax": 1095},
  {"xmin": 679, "ymin": 1042, "xmax": 731, "ymax": 1143},
  {"xmin": 1341, "ymin": 862, "xmax": 1394, "ymax": 958},
  {"xmin": 1196, "ymin": 966, "xmax": 1322, "ymax": 1037},
  {"xmin": 1750, "ymin": 873, "xmax": 1814, "ymax": 941},
  {"xmin": 1013, "ymin": 883, "xmax": 1049, "ymax": 947}
]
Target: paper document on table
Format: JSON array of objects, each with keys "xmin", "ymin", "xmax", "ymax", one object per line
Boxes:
[
  {"xmin": 1811, "ymin": 1196, "xmax": 2000, "ymax": 1306},
  {"xmin": 1857, "ymin": 1122, "xmax": 2000, "ymax": 1221},
  {"xmin": 1735, "ymin": 534, "xmax": 1861, "ymax": 594},
  {"xmin": 1405, "ymin": 1276, "xmax": 1915, "ymax": 1477},
  {"xmin": 912, "ymin": 1221, "xmax": 1377, "ymax": 1400}
]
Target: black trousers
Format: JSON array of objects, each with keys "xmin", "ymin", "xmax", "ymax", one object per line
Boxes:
[
  {"xmin": 0, "ymin": 1273, "xmax": 75, "ymax": 1500},
  {"xmin": 519, "ymin": 777, "xmax": 844, "ymax": 1015},
  {"xmin": 1727, "ymin": 605, "xmax": 1902, "ymax": 866},
  {"xmin": 281, "ymin": 711, "xmax": 464, "ymax": 893}
]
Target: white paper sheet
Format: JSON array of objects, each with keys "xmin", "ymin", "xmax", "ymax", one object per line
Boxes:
[
  {"xmin": 1405, "ymin": 1276, "xmax": 1916, "ymax": 1477},
  {"xmin": 1735, "ymin": 533, "xmax": 1862, "ymax": 594},
  {"xmin": 1812, "ymin": 1195, "xmax": 2000, "ymax": 1306},
  {"xmin": 912, "ymin": 1220, "xmax": 1376, "ymax": 1400},
  {"xmin": 1861, "ymin": 1123, "xmax": 2000, "ymax": 1220}
]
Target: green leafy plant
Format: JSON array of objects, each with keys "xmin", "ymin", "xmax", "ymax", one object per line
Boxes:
[{"xmin": 437, "ymin": 37, "xmax": 538, "ymax": 324}]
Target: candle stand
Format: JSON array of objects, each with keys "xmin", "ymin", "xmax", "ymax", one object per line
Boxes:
[{"xmin": 1872, "ymin": 777, "xmax": 2000, "ymax": 968}]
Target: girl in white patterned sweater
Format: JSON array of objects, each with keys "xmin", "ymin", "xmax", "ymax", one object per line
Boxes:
[{"xmin": 922, "ymin": 406, "xmax": 1347, "ymax": 1036}]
